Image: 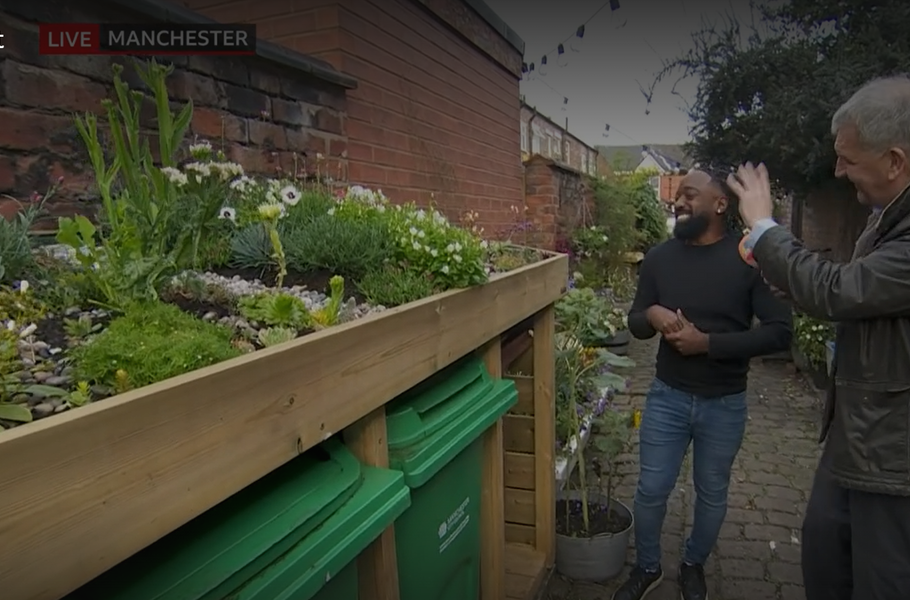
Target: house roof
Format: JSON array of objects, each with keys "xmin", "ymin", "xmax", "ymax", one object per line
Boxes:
[{"xmin": 596, "ymin": 144, "xmax": 694, "ymax": 172}]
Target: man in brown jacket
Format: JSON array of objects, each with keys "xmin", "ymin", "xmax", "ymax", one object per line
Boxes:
[{"xmin": 727, "ymin": 75, "xmax": 910, "ymax": 600}]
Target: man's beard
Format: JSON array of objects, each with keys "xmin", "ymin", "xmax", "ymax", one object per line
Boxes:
[{"xmin": 673, "ymin": 213, "xmax": 711, "ymax": 241}]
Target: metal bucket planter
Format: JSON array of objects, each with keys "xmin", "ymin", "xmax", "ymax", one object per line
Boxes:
[{"xmin": 555, "ymin": 490, "xmax": 633, "ymax": 581}]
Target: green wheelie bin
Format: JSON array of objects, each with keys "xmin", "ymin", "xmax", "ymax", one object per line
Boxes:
[
  {"xmin": 67, "ymin": 438, "xmax": 410, "ymax": 600},
  {"xmin": 385, "ymin": 357, "xmax": 518, "ymax": 600}
]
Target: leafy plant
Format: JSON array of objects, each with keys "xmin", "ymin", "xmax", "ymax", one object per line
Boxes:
[
  {"xmin": 310, "ymin": 275, "xmax": 346, "ymax": 328},
  {"xmin": 555, "ymin": 288, "xmax": 625, "ymax": 346},
  {"xmin": 331, "ymin": 186, "xmax": 488, "ymax": 290},
  {"xmin": 257, "ymin": 326, "xmax": 298, "ymax": 347},
  {"xmin": 237, "ymin": 292, "xmax": 312, "ymax": 330},
  {"xmin": 71, "ymin": 302, "xmax": 241, "ymax": 390},
  {"xmin": 284, "ymin": 210, "xmax": 393, "ymax": 277},
  {"xmin": 357, "ymin": 264, "xmax": 438, "ymax": 307},
  {"xmin": 0, "ymin": 184, "xmax": 57, "ymax": 284},
  {"xmin": 794, "ymin": 312, "xmax": 834, "ymax": 367},
  {"xmin": 555, "ymin": 331, "xmax": 634, "ymax": 536},
  {"xmin": 63, "ymin": 314, "xmax": 102, "ymax": 342}
]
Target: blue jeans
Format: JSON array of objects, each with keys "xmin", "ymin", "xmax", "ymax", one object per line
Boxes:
[{"xmin": 634, "ymin": 378, "xmax": 748, "ymax": 571}]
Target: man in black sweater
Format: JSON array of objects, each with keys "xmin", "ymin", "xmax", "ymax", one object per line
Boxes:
[{"xmin": 612, "ymin": 170, "xmax": 792, "ymax": 600}]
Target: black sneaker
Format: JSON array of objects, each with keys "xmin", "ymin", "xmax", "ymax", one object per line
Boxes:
[
  {"xmin": 611, "ymin": 566, "xmax": 664, "ymax": 600},
  {"xmin": 678, "ymin": 562, "xmax": 708, "ymax": 600}
]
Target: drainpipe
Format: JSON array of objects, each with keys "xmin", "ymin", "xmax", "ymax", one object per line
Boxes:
[{"xmin": 527, "ymin": 107, "xmax": 539, "ymax": 156}]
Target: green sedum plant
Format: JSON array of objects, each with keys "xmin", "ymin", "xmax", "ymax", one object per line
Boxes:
[
  {"xmin": 72, "ymin": 301, "xmax": 241, "ymax": 390},
  {"xmin": 357, "ymin": 264, "xmax": 438, "ymax": 307},
  {"xmin": 238, "ymin": 292, "xmax": 312, "ymax": 330}
]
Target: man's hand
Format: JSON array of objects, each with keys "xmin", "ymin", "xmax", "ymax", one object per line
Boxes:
[
  {"xmin": 646, "ymin": 305, "xmax": 684, "ymax": 335},
  {"xmin": 664, "ymin": 310, "xmax": 709, "ymax": 356},
  {"xmin": 726, "ymin": 162, "xmax": 774, "ymax": 229}
]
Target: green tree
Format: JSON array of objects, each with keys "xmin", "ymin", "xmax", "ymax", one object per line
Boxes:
[{"xmin": 645, "ymin": 0, "xmax": 910, "ymax": 196}]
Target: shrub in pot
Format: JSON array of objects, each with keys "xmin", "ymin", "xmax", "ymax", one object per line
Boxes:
[
  {"xmin": 553, "ymin": 331, "xmax": 637, "ymax": 581},
  {"xmin": 793, "ymin": 312, "xmax": 834, "ymax": 390}
]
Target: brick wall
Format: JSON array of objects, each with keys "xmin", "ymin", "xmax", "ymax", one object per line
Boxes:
[
  {"xmin": 520, "ymin": 104, "xmax": 598, "ymax": 177},
  {"xmin": 524, "ymin": 155, "xmax": 593, "ymax": 251},
  {"xmin": 178, "ymin": 0, "xmax": 525, "ymax": 234},
  {"xmin": 0, "ymin": 0, "xmax": 351, "ymax": 224}
]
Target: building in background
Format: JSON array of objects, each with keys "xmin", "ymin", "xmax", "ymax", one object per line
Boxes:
[{"xmin": 520, "ymin": 101, "xmax": 598, "ymax": 177}]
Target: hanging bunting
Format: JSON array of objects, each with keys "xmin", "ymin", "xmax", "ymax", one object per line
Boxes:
[
  {"xmin": 570, "ymin": 24, "xmax": 585, "ymax": 52},
  {"xmin": 610, "ymin": 0, "xmax": 620, "ymax": 10},
  {"xmin": 557, "ymin": 43, "xmax": 569, "ymax": 67},
  {"xmin": 539, "ymin": 54, "xmax": 548, "ymax": 75}
]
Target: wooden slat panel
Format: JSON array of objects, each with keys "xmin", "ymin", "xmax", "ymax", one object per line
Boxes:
[
  {"xmin": 504, "ymin": 488, "xmax": 536, "ymax": 526},
  {"xmin": 478, "ymin": 338, "xmax": 505, "ymax": 600},
  {"xmin": 509, "ymin": 343, "xmax": 534, "ymax": 376},
  {"xmin": 505, "ymin": 543, "xmax": 548, "ymax": 600},
  {"xmin": 505, "ymin": 522, "xmax": 536, "ymax": 546},
  {"xmin": 345, "ymin": 408, "xmax": 399, "ymax": 600},
  {"xmin": 533, "ymin": 305, "xmax": 557, "ymax": 566},
  {"xmin": 505, "ymin": 375, "xmax": 534, "ymax": 415},
  {"xmin": 504, "ymin": 451, "xmax": 535, "ymax": 490},
  {"xmin": 0, "ymin": 254, "xmax": 569, "ymax": 600},
  {"xmin": 503, "ymin": 415, "xmax": 535, "ymax": 453}
]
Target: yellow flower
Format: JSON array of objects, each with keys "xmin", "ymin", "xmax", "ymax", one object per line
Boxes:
[
  {"xmin": 257, "ymin": 203, "xmax": 283, "ymax": 220},
  {"xmin": 632, "ymin": 409, "xmax": 642, "ymax": 429}
]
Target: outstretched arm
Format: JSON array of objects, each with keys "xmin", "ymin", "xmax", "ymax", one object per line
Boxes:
[{"xmin": 754, "ymin": 225, "xmax": 910, "ymax": 321}]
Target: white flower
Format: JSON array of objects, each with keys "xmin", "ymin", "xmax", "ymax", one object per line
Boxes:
[
  {"xmin": 454, "ymin": 242, "xmax": 463, "ymax": 252},
  {"xmin": 218, "ymin": 207, "xmax": 237, "ymax": 222},
  {"xmin": 160, "ymin": 166, "xmax": 188, "ymax": 186},
  {"xmin": 417, "ymin": 230, "xmax": 425, "ymax": 238},
  {"xmin": 6, "ymin": 320, "xmax": 15, "ymax": 331},
  {"xmin": 18, "ymin": 280, "xmax": 29, "ymax": 294},
  {"xmin": 184, "ymin": 162, "xmax": 212, "ymax": 179},
  {"xmin": 446, "ymin": 243, "xmax": 455, "ymax": 253},
  {"xmin": 430, "ymin": 248, "xmax": 439, "ymax": 257},
  {"xmin": 209, "ymin": 161, "xmax": 244, "ymax": 181},
  {"xmin": 189, "ymin": 141, "xmax": 213, "ymax": 159},
  {"xmin": 480, "ymin": 240, "xmax": 488, "ymax": 249},
  {"xmin": 453, "ymin": 254, "xmax": 462, "ymax": 263},
  {"xmin": 78, "ymin": 245, "xmax": 92, "ymax": 257},
  {"xmin": 230, "ymin": 176, "xmax": 255, "ymax": 192},
  {"xmin": 280, "ymin": 185, "xmax": 301, "ymax": 206},
  {"xmin": 441, "ymin": 265, "xmax": 450, "ymax": 274},
  {"xmin": 327, "ymin": 207, "xmax": 336, "ymax": 216},
  {"xmin": 409, "ymin": 226, "xmax": 418, "ymax": 235},
  {"xmin": 412, "ymin": 241, "xmax": 421, "ymax": 251}
]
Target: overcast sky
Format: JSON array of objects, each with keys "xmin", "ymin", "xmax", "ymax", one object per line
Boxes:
[{"xmin": 483, "ymin": 0, "xmax": 757, "ymax": 148}]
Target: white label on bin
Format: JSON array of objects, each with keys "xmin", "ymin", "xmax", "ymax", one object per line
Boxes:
[{"xmin": 438, "ymin": 496, "xmax": 470, "ymax": 553}]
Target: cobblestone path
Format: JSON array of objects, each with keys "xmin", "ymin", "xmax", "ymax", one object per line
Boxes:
[{"xmin": 545, "ymin": 335, "xmax": 822, "ymax": 600}]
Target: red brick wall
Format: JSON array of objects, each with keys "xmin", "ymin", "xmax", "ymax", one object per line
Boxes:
[
  {"xmin": 523, "ymin": 156, "xmax": 593, "ymax": 251},
  {"xmin": 0, "ymin": 1, "xmax": 349, "ymax": 224},
  {"xmin": 179, "ymin": 0, "xmax": 524, "ymax": 234}
]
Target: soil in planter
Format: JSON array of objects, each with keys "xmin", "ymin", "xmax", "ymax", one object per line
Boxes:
[
  {"xmin": 168, "ymin": 296, "xmax": 234, "ymax": 322},
  {"xmin": 556, "ymin": 497, "xmax": 632, "ymax": 536},
  {"xmin": 213, "ymin": 266, "xmax": 368, "ymax": 304}
]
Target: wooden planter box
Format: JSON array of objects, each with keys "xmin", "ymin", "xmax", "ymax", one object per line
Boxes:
[{"xmin": 0, "ymin": 255, "xmax": 568, "ymax": 600}]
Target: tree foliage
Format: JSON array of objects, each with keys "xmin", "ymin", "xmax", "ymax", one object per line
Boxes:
[{"xmin": 646, "ymin": 0, "xmax": 910, "ymax": 195}]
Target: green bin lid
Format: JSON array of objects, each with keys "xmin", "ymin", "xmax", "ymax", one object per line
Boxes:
[
  {"xmin": 227, "ymin": 465, "xmax": 411, "ymax": 600},
  {"xmin": 388, "ymin": 359, "xmax": 518, "ymax": 488},
  {"xmin": 386, "ymin": 358, "xmax": 494, "ymax": 448},
  {"xmin": 68, "ymin": 439, "xmax": 362, "ymax": 600}
]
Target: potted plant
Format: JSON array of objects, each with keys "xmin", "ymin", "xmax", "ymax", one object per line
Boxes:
[
  {"xmin": 553, "ymin": 330, "xmax": 637, "ymax": 581},
  {"xmin": 793, "ymin": 312, "xmax": 835, "ymax": 389}
]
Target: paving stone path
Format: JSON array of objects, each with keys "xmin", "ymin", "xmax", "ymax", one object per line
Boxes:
[{"xmin": 545, "ymin": 335, "xmax": 823, "ymax": 600}]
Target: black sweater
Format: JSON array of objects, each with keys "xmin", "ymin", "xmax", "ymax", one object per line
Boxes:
[{"xmin": 628, "ymin": 235, "xmax": 793, "ymax": 397}]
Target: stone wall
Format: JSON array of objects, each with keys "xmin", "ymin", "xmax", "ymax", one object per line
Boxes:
[{"xmin": 0, "ymin": 0, "xmax": 353, "ymax": 225}]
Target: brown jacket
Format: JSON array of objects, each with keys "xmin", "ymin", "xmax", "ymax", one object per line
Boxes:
[{"xmin": 754, "ymin": 188, "xmax": 910, "ymax": 495}]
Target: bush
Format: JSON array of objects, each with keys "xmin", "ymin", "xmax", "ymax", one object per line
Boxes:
[
  {"xmin": 72, "ymin": 302, "xmax": 241, "ymax": 390},
  {"xmin": 357, "ymin": 264, "xmax": 439, "ymax": 307}
]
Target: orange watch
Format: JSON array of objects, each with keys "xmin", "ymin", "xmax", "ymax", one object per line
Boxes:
[{"xmin": 738, "ymin": 232, "xmax": 758, "ymax": 268}]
